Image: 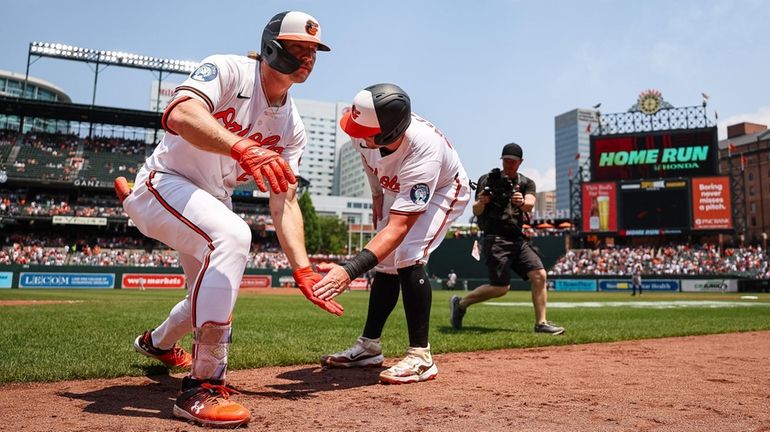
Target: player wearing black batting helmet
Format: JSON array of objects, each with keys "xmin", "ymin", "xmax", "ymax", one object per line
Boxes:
[
  {"xmin": 314, "ymin": 83, "xmax": 472, "ymax": 384},
  {"xmin": 339, "ymin": 83, "xmax": 411, "ymax": 146}
]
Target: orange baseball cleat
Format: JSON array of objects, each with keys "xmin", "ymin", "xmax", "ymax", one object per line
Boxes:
[
  {"xmin": 134, "ymin": 330, "xmax": 192, "ymax": 369},
  {"xmin": 173, "ymin": 377, "xmax": 251, "ymax": 427}
]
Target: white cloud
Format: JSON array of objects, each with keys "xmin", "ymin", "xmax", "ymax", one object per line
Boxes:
[
  {"xmin": 718, "ymin": 106, "xmax": 770, "ymax": 139},
  {"xmin": 520, "ymin": 166, "xmax": 556, "ymax": 192}
]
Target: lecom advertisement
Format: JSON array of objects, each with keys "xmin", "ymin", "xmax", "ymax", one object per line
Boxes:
[
  {"xmin": 582, "ymin": 182, "xmax": 617, "ymax": 232},
  {"xmin": 691, "ymin": 177, "xmax": 732, "ymax": 229}
]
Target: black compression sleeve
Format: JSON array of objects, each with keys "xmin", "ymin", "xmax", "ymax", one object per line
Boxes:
[{"xmin": 341, "ymin": 248, "xmax": 379, "ymax": 280}]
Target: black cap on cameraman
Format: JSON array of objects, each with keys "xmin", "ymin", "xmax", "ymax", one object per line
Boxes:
[{"xmin": 501, "ymin": 142, "xmax": 523, "ymax": 160}]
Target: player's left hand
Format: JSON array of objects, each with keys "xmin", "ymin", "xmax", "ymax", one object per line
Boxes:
[
  {"xmin": 511, "ymin": 191, "xmax": 524, "ymax": 207},
  {"xmin": 293, "ymin": 267, "xmax": 344, "ymax": 316},
  {"xmin": 313, "ymin": 263, "xmax": 352, "ymax": 301}
]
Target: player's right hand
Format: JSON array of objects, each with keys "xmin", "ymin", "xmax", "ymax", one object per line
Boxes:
[
  {"xmin": 477, "ymin": 194, "xmax": 491, "ymax": 205},
  {"xmin": 230, "ymin": 139, "xmax": 297, "ymax": 193},
  {"xmin": 293, "ymin": 266, "xmax": 344, "ymax": 316}
]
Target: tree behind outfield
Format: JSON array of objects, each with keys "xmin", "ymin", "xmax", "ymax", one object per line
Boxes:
[
  {"xmin": 298, "ymin": 191, "xmax": 322, "ymax": 253},
  {"xmin": 318, "ymin": 216, "xmax": 349, "ymax": 254}
]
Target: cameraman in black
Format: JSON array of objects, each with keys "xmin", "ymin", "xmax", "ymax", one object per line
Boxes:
[{"xmin": 449, "ymin": 143, "xmax": 564, "ymax": 335}]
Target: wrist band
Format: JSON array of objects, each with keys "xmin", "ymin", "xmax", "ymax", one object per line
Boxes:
[{"xmin": 341, "ymin": 249, "xmax": 379, "ymax": 280}]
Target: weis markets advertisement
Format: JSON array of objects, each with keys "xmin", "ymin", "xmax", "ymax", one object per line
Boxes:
[{"xmin": 122, "ymin": 274, "xmax": 186, "ymax": 289}]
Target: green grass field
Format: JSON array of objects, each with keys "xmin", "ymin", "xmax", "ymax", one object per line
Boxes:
[{"xmin": 1, "ymin": 289, "xmax": 769, "ymax": 384}]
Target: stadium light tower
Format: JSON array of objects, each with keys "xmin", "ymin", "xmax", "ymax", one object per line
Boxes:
[
  {"xmin": 21, "ymin": 41, "xmax": 200, "ymax": 135},
  {"xmin": 23, "ymin": 42, "xmax": 199, "ymax": 107}
]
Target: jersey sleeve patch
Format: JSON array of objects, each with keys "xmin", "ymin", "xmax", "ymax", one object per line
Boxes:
[
  {"xmin": 190, "ymin": 63, "xmax": 219, "ymax": 82},
  {"xmin": 409, "ymin": 183, "xmax": 431, "ymax": 205}
]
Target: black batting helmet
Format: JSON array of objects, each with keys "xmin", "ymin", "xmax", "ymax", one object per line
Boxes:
[
  {"xmin": 339, "ymin": 83, "xmax": 412, "ymax": 146},
  {"xmin": 261, "ymin": 11, "xmax": 330, "ymax": 74}
]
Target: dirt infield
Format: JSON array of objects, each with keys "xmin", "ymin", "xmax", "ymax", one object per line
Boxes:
[{"xmin": 2, "ymin": 332, "xmax": 768, "ymax": 432}]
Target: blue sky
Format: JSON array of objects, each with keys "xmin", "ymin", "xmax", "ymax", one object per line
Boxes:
[{"xmin": 1, "ymin": 0, "xmax": 769, "ymax": 193}]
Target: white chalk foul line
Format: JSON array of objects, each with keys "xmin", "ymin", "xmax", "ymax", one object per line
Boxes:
[{"xmin": 485, "ymin": 301, "xmax": 769, "ymax": 309}]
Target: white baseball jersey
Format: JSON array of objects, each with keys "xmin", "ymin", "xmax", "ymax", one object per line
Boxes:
[
  {"xmin": 353, "ymin": 114, "xmax": 471, "ymax": 272},
  {"xmin": 355, "ymin": 114, "xmax": 467, "ymax": 214},
  {"xmin": 143, "ymin": 54, "xmax": 306, "ymax": 200}
]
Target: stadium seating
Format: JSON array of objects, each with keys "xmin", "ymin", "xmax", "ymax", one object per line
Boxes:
[{"xmin": 549, "ymin": 244, "xmax": 769, "ymax": 279}]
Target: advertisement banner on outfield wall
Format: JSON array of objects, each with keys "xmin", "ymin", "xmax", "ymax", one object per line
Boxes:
[
  {"xmin": 691, "ymin": 177, "xmax": 732, "ymax": 230},
  {"xmin": 681, "ymin": 279, "xmax": 738, "ymax": 293},
  {"xmin": 0, "ymin": 271, "xmax": 12, "ymax": 288},
  {"xmin": 554, "ymin": 279, "xmax": 597, "ymax": 292},
  {"xmin": 278, "ymin": 276, "xmax": 295, "ymax": 287},
  {"xmin": 52, "ymin": 216, "xmax": 108, "ymax": 226},
  {"xmin": 350, "ymin": 278, "xmax": 369, "ymax": 291},
  {"xmin": 598, "ymin": 279, "xmax": 679, "ymax": 292},
  {"xmin": 20, "ymin": 272, "xmax": 115, "ymax": 289},
  {"xmin": 240, "ymin": 275, "xmax": 272, "ymax": 289},
  {"xmin": 122, "ymin": 273, "xmax": 185, "ymax": 289}
]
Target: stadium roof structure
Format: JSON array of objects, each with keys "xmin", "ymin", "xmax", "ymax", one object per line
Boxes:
[{"xmin": 0, "ymin": 96, "xmax": 161, "ymax": 129}]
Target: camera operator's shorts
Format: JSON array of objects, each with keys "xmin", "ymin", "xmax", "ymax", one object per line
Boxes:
[{"xmin": 483, "ymin": 235, "xmax": 544, "ymax": 285}]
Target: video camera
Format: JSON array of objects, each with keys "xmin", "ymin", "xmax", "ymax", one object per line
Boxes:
[{"xmin": 482, "ymin": 168, "xmax": 516, "ymax": 207}]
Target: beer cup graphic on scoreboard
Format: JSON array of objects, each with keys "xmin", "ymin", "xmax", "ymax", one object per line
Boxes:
[{"xmin": 597, "ymin": 195, "xmax": 610, "ymax": 231}]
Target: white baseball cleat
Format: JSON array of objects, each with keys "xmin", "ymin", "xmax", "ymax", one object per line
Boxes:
[
  {"xmin": 320, "ymin": 336, "xmax": 384, "ymax": 368},
  {"xmin": 379, "ymin": 345, "xmax": 438, "ymax": 384}
]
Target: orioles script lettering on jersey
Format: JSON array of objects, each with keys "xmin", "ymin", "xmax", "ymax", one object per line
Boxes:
[
  {"xmin": 213, "ymin": 108, "xmax": 284, "ymax": 153},
  {"xmin": 379, "ymin": 174, "xmax": 400, "ymax": 192}
]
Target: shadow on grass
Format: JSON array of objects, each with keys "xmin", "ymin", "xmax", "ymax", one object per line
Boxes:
[
  {"xmin": 57, "ymin": 373, "xmax": 180, "ymax": 419},
  {"xmin": 436, "ymin": 325, "xmax": 512, "ymax": 334},
  {"xmin": 235, "ymin": 365, "xmax": 385, "ymax": 400},
  {"xmin": 139, "ymin": 364, "xmax": 178, "ymax": 376}
]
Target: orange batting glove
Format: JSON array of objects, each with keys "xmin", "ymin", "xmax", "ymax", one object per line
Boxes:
[{"xmin": 231, "ymin": 139, "xmax": 296, "ymax": 193}]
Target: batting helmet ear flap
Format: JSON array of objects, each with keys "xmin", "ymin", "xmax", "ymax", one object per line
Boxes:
[
  {"xmin": 369, "ymin": 85, "xmax": 411, "ymax": 146},
  {"xmin": 261, "ymin": 39, "xmax": 301, "ymax": 74}
]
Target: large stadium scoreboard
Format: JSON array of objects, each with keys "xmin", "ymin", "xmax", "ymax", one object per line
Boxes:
[{"xmin": 583, "ymin": 127, "xmax": 732, "ymax": 235}]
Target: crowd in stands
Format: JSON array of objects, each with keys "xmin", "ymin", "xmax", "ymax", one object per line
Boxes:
[
  {"xmin": 82, "ymin": 136, "xmax": 146, "ymax": 155},
  {"xmin": 10, "ymin": 132, "xmax": 81, "ymax": 180},
  {"xmin": 0, "ymin": 229, "xmax": 359, "ymax": 269},
  {"xmin": 3, "ymin": 243, "xmax": 295, "ymax": 269},
  {"xmin": 0, "ymin": 191, "xmax": 125, "ymax": 218},
  {"xmin": 98, "ymin": 161, "xmax": 139, "ymax": 178},
  {"xmin": 450, "ymin": 226, "xmax": 573, "ymax": 239},
  {"xmin": 0, "ymin": 131, "xmax": 147, "ymax": 182},
  {"xmin": 20, "ymin": 131, "xmax": 80, "ymax": 156},
  {"xmin": 0, "ymin": 243, "xmax": 69, "ymax": 266},
  {"xmin": 549, "ymin": 244, "xmax": 769, "ymax": 279},
  {"xmin": 0, "ymin": 130, "xmax": 18, "ymax": 145},
  {"xmin": 2, "ymin": 230, "xmax": 768, "ymax": 277},
  {"xmin": 1, "ymin": 191, "xmax": 276, "ymax": 226}
]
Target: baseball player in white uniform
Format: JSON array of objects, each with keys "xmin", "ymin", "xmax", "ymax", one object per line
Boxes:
[
  {"xmin": 313, "ymin": 83, "xmax": 470, "ymax": 384},
  {"xmin": 115, "ymin": 11, "xmax": 341, "ymax": 427}
]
